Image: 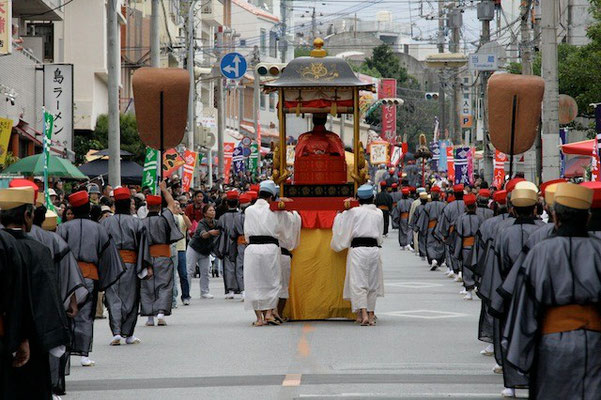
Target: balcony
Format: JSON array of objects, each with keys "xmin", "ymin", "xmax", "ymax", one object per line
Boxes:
[
  {"xmin": 201, "ymin": 0, "xmax": 223, "ymax": 26},
  {"xmin": 13, "ymin": 0, "xmax": 64, "ymax": 21}
]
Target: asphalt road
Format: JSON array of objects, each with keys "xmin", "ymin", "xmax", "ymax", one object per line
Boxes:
[{"xmin": 66, "ymin": 233, "xmax": 513, "ymax": 399}]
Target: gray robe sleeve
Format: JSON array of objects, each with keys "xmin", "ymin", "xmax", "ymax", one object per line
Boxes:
[{"xmin": 96, "ymin": 226, "xmax": 126, "ymax": 291}]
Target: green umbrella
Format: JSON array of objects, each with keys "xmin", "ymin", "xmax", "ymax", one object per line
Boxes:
[{"xmin": 2, "ymin": 153, "xmax": 87, "ymax": 179}]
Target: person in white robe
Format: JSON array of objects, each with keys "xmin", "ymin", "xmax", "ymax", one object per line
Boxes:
[
  {"xmin": 243, "ymin": 180, "xmax": 298, "ymax": 326},
  {"xmin": 276, "ymin": 210, "xmax": 301, "ymax": 321},
  {"xmin": 331, "ymin": 184, "xmax": 384, "ymax": 326}
]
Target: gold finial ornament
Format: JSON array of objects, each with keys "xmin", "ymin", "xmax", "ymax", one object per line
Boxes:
[{"xmin": 310, "ymin": 38, "xmax": 327, "ymax": 58}]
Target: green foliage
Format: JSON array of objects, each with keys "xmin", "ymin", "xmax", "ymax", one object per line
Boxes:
[
  {"xmin": 351, "ymin": 63, "xmax": 382, "ymax": 78},
  {"xmin": 74, "ymin": 113, "xmax": 146, "ymax": 165},
  {"xmin": 294, "ymin": 46, "xmax": 328, "ymax": 58},
  {"xmin": 364, "ymin": 44, "xmax": 410, "ymax": 83}
]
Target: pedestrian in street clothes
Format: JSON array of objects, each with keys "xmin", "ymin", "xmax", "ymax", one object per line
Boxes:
[
  {"xmin": 243, "ymin": 180, "xmax": 298, "ymax": 327},
  {"xmin": 101, "ymin": 187, "xmax": 152, "ymax": 345},
  {"xmin": 58, "ymin": 190, "xmax": 124, "ymax": 367},
  {"xmin": 141, "ymin": 181, "xmax": 184, "ymax": 326},
  {"xmin": 331, "ymin": 183, "xmax": 384, "ymax": 326},
  {"xmin": 375, "ymin": 181, "xmax": 393, "ymax": 237},
  {"xmin": 187, "ymin": 203, "xmax": 219, "ymax": 300}
]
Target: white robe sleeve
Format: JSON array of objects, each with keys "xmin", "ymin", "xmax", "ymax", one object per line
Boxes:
[
  {"xmin": 376, "ymin": 208, "xmax": 384, "ymax": 246},
  {"xmin": 331, "ymin": 211, "xmax": 352, "ymax": 252},
  {"xmin": 289, "ymin": 211, "xmax": 302, "ymax": 251}
]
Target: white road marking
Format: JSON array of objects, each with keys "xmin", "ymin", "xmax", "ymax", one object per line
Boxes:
[
  {"xmin": 380, "ymin": 309, "xmax": 469, "ymax": 319},
  {"xmin": 283, "ymin": 373, "xmax": 302, "ymax": 387}
]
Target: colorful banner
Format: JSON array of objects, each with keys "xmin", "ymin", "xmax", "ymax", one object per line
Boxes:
[
  {"xmin": 43, "ymin": 64, "xmax": 74, "ymax": 151},
  {"xmin": 438, "ymin": 140, "xmax": 450, "ymax": 172},
  {"xmin": 0, "ymin": 117, "xmax": 13, "ymax": 166},
  {"xmin": 390, "ymin": 145, "xmax": 404, "ymax": 166},
  {"xmin": 369, "ymin": 140, "xmax": 390, "ymax": 165},
  {"xmin": 595, "ymin": 106, "xmax": 601, "ymax": 181},
  {"xmin": 181, "ymin": 150, "xmax": 197, "ymax": 192},
  {"xmin": 224, "ymin": 142, "xmax": 235, "ymax": 184},
  {"xmin": 0, "ymin": 1, "xmax": 11, "ymax": 56},
  {"xmin": 454, "ymin": 147, "xmax": 470, "ymax": 185},
  {"xmin": 256, "ymin": 111, "xmax": 262, "ymax": 146},
  {"xmin": 42, "ymin": 111, "xmax": 54, "ymax": 211},
  {"xmin": 559, "ymin": 128, "xmax": 567, "ymax": 178},
  {"xmin": 430, "ymin": 141, "xmax": 440, "ymax": 172},
  {"xmin": 249, "ymin": 143, "xmax": 259, "ymax": 174},
  {"xmin": 162, "ymin": 148, "xmax": 185, "ymax": 177},
  {"xmin": 379, "ymin": 79, "xmax": 397, "ymax": 144},
  {"xmin": 493, "ymin": 150, "xmax": 507, "ymax": 189},
  {"xmin": 467, "ymin": 147, "xmax": 474, "ymax": 185},
  {"xmin": 233, "ymin": 145, "xmax": 245, "ymax": 174},
  {"xmin": 446, "ymin": 145, "xmax": 454, "ymax": 183},
  {"xmin": 142, "ymin": 147, "xmax": 159, "ymax": 194}
]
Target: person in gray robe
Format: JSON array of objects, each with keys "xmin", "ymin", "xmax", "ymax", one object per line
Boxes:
[
  {"xmin": 503, "ymin": 183, "xmax": 601, "ymax": 400},
  {"xmin": 141, "ymin": 181, "xmax": 183, "ymax": 326},
  {"xmin": 232, "ymin": 193, "xmax": 253, "ymax": 300},
  {"xmin": 435, "ymin": 185, "xmax": 465, "ymax": 277},
  {"xmin": 30, "ymin": 206, "xmax": 89, "ymax": 396},
  {"xmin": 416, "ymin": 188, "xmax": 445, "ymax": 269},
  {"xmin": 410, "ymin": 193, "xmax": 428, "ymax": 258},
  {"xmin": 475, "ymin": 189, "xmax": 494, "ymax": 222},
  {"xmin": 392, "ymin": 188, "xmax": 413, "ymax": 249},
  {"xmin": 101, "ymin": 187, "xmax": 152, "ymax": 345},
  {"xmin": 215, "ymin": 191, "xmax": 244, "ymax": 298},
  {"xmin": 454, "ymin": 193, "xmax": 483, "ymax": 300},
  {"xmin": 58, "ymin": 190, "xmax": 124, "ymax": 367},
  {"xmin": 485, "ymin": 187, "xmax": 544, "ymax": 397},
  {"xmin": 389, "ymin": 185, "xmax": 402, "ymax": 229}
]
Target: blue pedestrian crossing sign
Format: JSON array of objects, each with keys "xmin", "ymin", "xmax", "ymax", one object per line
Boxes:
[{"xmin": 220, "ymin": 52, "xmax": 247, "ymax": 80}]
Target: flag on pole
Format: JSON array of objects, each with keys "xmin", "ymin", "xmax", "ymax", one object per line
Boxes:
[
  {"xmin": 0, "ymin": 117, "xmax": 13, "ymax": 166},
  {"xmin": 249, "ymin": 143, "xmax": 259, "ymax": 174},
  {"xmin": 42, "ymin": 110, "xmax": 56, "ymax": 212},
  {"xmin": 224, "ymin": 142, "xmax": 235, "ymax": 184},
  {"xmin": 493, "ymin": 150, "xmax": 507, "ymax": 189},
  {"xmin": 454, "ymin": 147, "xmax": 470, "ymax": 185},
  {"xmin": 142, "ymin": 147, "xmax": 159, "ymax": 194},
  {"xmin": 446, "ymin": 145, "xmax": 454, "ymax": 183},
  {"xmin": 162, "ymin": 148, "xmax": 185, "ymax": 177},
  {"xmin": 233, "ymin": 145, "xmax": 245, "ymax": 174},
  {"xmin": 559, "ymin": 128, "xmax": 567, "ymax": 178},
  {"xmin": 182, "ymin": 150, "xmax": 197, "ymax": 192},
  {"xmin": 430, "ymin": 141, "xmax": 440, "ymax": 171}
]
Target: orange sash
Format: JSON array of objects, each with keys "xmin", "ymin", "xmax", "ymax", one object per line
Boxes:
[
  {"xmin": 237, "ymin": 236, "xmax": 247, "ymax": 245},
  {"xmin": 149, "ymin": 244, "xmax": 171, "ymax": 258},
  {"xmin": 78, "ymin": 261, "xmax": 99, "ymax": 280},
  {"xmin": 462, "ymin": 236, "xmax": 475, "ymax": 247},
  {"xmin": 392, "ymin": 202, "xmax": 397, "ymax": 209},
  {"xmin": 378, "ymin": 205, "xmax": 389, "ymax": 211},
  {"xmin": 119, "ymin": 249, "xmax": 137, "ymax": 264},
  {"xmin": 542, "ymin": 304, "xmax": 601, "ymax": 335},
  {"xmin": 400, "ymin": 212, "xmax": 409, "ymax": 220},
  {"xmin": 428, "ymin": 220, "xmax": 437, "ymax": 229},
  {"xmin": 449, "ymin": 225, "xmax": 455, "ymax": 234}
]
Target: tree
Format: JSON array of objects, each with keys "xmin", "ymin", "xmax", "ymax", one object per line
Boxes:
[
  {"xmin": 364, "ymin": 44, "xmax": 410, "ymax": 84},
  {"xmin": 74, "ymin": 113, "xmax": 146, "ymax": 165}
]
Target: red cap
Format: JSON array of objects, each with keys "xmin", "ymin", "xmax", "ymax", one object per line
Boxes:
[
  {"xmin": 380, "ymin": 181, "xmax": 387, "ymax": 187},
  {"xmin": 505, "ymin": 177, "xmax": 526, "ymax": 193},
  {"xmin": 453, "ymin": 184, "xmax": 464, "ymax": 193},
  {"xmin": 146, "ymin": 195, "xmax": 162, "ymax": 206},
  {"xmin": 447, "ymin": 195, "xmax": 455, "ymax": 203},
  {"xmin": 541, "ymin": 178, "xmax": 567, "ymax": 196},
  {"xmin": 9, "ymin": 179, "xmax": 39, "ymax": 202},
  {"xmin": 239, "ymin": 193, "xmax": 252, "ymax": 204},
  {"xmin": 249, "ymin": 184, "xmax": 260, "ymax": 192},
  {"xmin": 479, "ymin": 189, "xmax": 491, "ymax": 198},
  {"xmin": 391, "ymin": 183, "xmax": 398, "ymax": 189},
  {"xmin": 113, "ymin": 187, "xmax": 131, "ymax": 201},
  {"xmin": 398, "ymin": 171, "xmax": 403, "ymax": 177},
  {"xmin": 68, "ymin": 190, "xmax": 89, "ymax": 207},
  {"xmin": 247, "ymin": 190, "xmax": 258, "ymax": 200},
  {"xmin": 409, "ymin": 186, "xmax": 416, "ymax": 193},
  {"xmin": 431, "ymin": 186, "xmax": 441, "ymax": 193},
  {"xmin": 401, "ymin": 187, "xmax": 410, "ymax": 195},
  {"xmin": 493, "ymin": 190, "xmax": 507, "ymax": 205},
  {"xmin": 226, "ymin": 190, "xmax": 239, "ymax": 200},
  {"xmin": 464, "ymin": 193, "xmax": 477, "ymax": 206},
  {"xmin": 580, "ymin": 181, "xmax": 601, "ymax": 208}
]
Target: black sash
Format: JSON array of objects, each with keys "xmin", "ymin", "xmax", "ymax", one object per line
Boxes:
[
  {"xmin": 248, "ymin": 235, "xmax": 280, "ymax": 246},
  {"xmin": 350, "ymin": 237, "xmax": 380, "ymax": 248},
  {"xmin": 281, "ymin": 248, "xmax": 292, "ymax": 258}
]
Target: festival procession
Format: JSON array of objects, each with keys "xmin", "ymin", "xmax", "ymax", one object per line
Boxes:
[{"xmin": 2, "ymin": 1, "xmax": 601, "ymax": 399}]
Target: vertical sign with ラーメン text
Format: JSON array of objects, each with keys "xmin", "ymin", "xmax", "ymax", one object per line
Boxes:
[{"xmin": 44, "ymin": 64, "xmax": 74, "ymax": 152}]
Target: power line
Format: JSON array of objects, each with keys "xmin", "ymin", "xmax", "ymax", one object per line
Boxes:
[{"xmin": 21, "ymin": 0, "xmax": 77, "ymax": 17}]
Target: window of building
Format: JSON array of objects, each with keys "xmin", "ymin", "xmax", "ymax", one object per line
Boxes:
[
  {"xmin": 463, "ymin": 93, "xmax": 470, "ymax": 100},
  {"xmin": 260, "ymin": 93, "xmax": 266, "ymax": 110},
  {"xmin": 239, "ymin": 39, "xmax": 247, "ymax": 47},
  {"xmin": 260, "ymin": 29, "xmax": 267, "ymax": 55},
  {"xmin": 269, "ymin": 31, "xmax": 278, "ymax": 58},
  {"xmin": 269, "ymin": 93, "xmax": 276, "ymax": 111},
  {"xmin": 463, "ymin": 77, "xmax": 469, "ymax": 84}
]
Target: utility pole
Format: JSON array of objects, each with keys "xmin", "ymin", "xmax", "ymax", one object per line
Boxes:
[
  {"xmin": 107, "ymin": 0, "xmax": 121, "ymax": 187},
  {"xmin": 251, "ymin": 46, "xmax": 261, "ymax": 165},
  {"xmin": 280, "ymin": 0, "xmax": 288, "ymax": 62},
  {"xmin": 187, "ymin": 1, "xmax": 197, "ymax": 151},
  {"xmin": 541, "ymin": 0, "xmax": 560, "ymax": 180},
  {"xmin": 216, "ymin": 28, "xmax": 225, "ymax": 178},
  {"xmin": 478, "ymin": 0, "xmax": 494, "ymax": 182},
  {"xmin": 437, "ymin": 0, "xmax": 446, "ymax": 140},
  {"xmin": 311, "ymin": 7, "xmax": 317, "ymax": 41},
  {"xmin": 449, "ymin": 5, "xmax": 462, "ymax": 144},
  {"xmin": 151, "ymin": 0, "xmax": 160, "ymax": 67}
]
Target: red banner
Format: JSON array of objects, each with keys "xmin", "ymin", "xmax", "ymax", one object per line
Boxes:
[
  {"xmin": 493, "ymin": 150, "xmax": 507, "ymax": 189},
  {"xmin": 379, "ymin": 79, "xmax": 397, "ymax": 144},
  {"xmin": 446, "ymin": 145, "xmax": 455, "ymax": 183},
  {"xmin": 181, "ymin": 150, "xmax": 197, "ymax": 192},
  {"xmin": 256, "ymin": 111, "xmax": 262, "ymax": 146},
  {"xmin": 162, "ymin": 148, "xmax": 185, "ymax": 177},
  {"xmin": 224, "ymin": 142, "xmax": 235, "ymax": 184}
]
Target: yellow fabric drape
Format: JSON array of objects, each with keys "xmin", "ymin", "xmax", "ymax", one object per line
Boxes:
[{"xmin": 284, "ymin": 228, "xmax": 355, "ymax": 320}]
